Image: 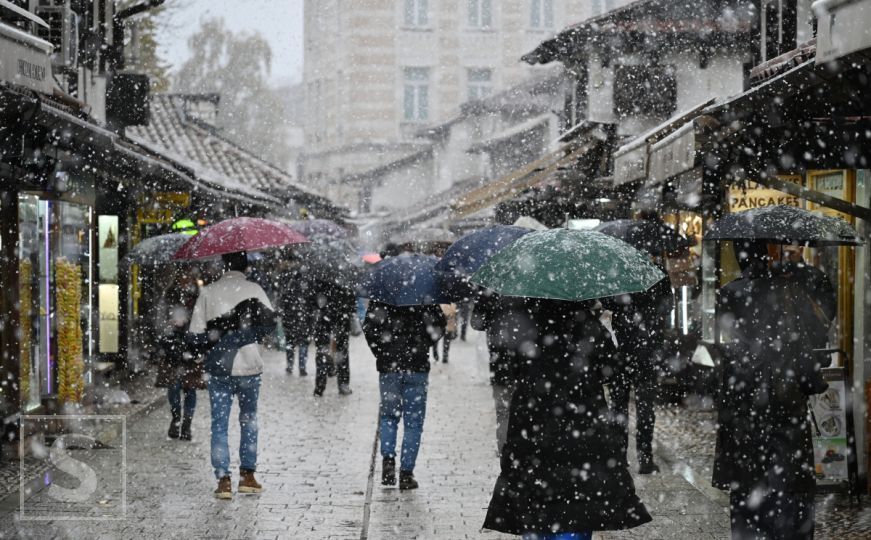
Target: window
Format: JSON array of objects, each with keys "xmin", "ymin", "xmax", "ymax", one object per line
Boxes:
[
  {"xmin": 530, "ymin": 0, "xmax": 554, "ymax": 29},
  {"xmin": 403, "ymin": 67, "xmax": 430, "ymax": 122},
  {"xmin": 468, "ymin": 0, "xmax": 492, "ymax": 28},
  {"xmin": 467, "ymin": 68, "xmax": 493, "ymax": 101},
  {"xmin": 404, "ymin": 0, "xmax": 429, "ymax": 27},
  {"xmin": 591, "ymin": 0, "xmax": 614, "ymax": 17}
]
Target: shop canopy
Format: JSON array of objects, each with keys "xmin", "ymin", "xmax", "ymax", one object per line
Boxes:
[
  {"xmin": 451, "ymin": 123, "xmax": 612, "ymax": 218},
  {"xmin": 613, "ymin": 43, "xmax": 871, "ymax": 222}
]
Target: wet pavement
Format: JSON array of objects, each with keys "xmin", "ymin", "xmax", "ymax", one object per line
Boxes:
[{"xmin": 1, "ymin": 329, "xmax": 859, "ymax": 539}]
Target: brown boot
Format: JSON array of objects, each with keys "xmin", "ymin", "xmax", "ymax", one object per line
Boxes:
[
  {"xmin": 238, "ymin": 469, "xmax": 263, "ymax": 494},
  {"xmin": 214, "ymin": 476, "xmax": 232, "ymax": 499}
]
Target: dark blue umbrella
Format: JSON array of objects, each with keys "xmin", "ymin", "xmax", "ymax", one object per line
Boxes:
[
  {"xmin": 360, "ymin": 253, "xmax": 446, "ymax": 306},
  {"xmin": 434, "ymin": 225, "xmax": 532, "ymax": 301}
]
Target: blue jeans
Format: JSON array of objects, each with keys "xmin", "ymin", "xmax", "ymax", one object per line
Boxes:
[
  {"xmin": 379, "ymin": 372, "xmax": 428, "ymax": 472},
  {"xmin": 167, "ymin": 380, "xmax": 196, "ymax": 418},
  {"xmin": 208, "ymin": 374, "xmax": 261, "ymax": 479},
  {"xmin": 286, "ymin": 342, "xmax": 309, "ymax": 371},
  {"xmin": 521, "ymin": 534, "xmax": 592, "ymax": 540}
]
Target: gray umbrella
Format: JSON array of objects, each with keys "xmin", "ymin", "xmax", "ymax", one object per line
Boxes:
[
  {"xmin": 126, "ymin": 233, "xmax": 193, "ymax": 265},
  {"xmin": 705, "ymin": 205, "xmax": 862, "ymax": 246}
]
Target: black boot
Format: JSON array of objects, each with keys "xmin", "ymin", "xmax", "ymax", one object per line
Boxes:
[
  {"xmin": 381, "ymin": 457, "xmax": 396, "ymax": 486},
  {"xmin": 638, "ymin": 454, "xmax": 660, "ymax": 475},
  {"xmin": 168, "ymin": 412, "xmax": 181, "ymax": 439},
  {"xmin": 399, "ymin": 470, "xmax": 418, "ymax": 490},
  {"xmin": 313, "ymin": 376, "xmax": 326, "ymax": 397},
  {"xmin": 179, "ymin": 415, "xmax": 193, "ymax": 441}
]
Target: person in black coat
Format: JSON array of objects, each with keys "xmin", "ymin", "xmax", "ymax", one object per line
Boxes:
[
  {"xmin": 471, "ymin": 291, "xmax": 535, "ymax": 456},
  {"xmin": 363, "ymin": 301, "xmax": 446, "ymax": 490},
  {"xmin": 313, "ymin": 279, "xmax": 357, "ymax": 396},
  {"xmin": 606, "ymin": 276, "xmax": 673, "ymax": 474},
  {"xmin": 714, "ymin": 241, "xmax": 831, "ymax": 540},
  {"xmin": 279, "ymin": 266, "xmax": 316, "ymax": 376},
  {"xmin": 483, "ymin": 299, "xmax": 652, "ymax": 538}
]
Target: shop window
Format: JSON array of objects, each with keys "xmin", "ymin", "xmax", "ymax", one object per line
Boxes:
[
  {"xmin": 98, "ymin": 215, "xmax": 120, "ymax": 354},
  {"xmin": 613, "ymin": 64, "xmax": 677, "ymax": 118},
  {"xmin": 530, "ymin": 0, "xmax": 554, "ymax": 29},
  {"xmin": 404, "ymin": 0, "xmax": 429, "ymax": 27},
  {"xmin": 403, "ymin": 67, "xmax": 430, "ymax": 122},
  {"xmin": 467, "ymin": 68, "xmax": 493, "ymax": 101},
  {"xmin": 468, "ymin": 0, "xmax": 492, "ymax": 28},
  {"xmin": 18, "ymin": 195, "xmax": 92, "ymax": 406}
]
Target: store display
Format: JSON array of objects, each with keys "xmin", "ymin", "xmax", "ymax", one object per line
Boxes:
[
  {"xmin": 56, "ymin": 258, "xmax": 84, "ymax": 403},
  {"xmin": 19, "ymin": 260, "xmax": 32, "ymax": 403}
]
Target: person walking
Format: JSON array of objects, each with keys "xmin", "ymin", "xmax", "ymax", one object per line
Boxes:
[
  {"xmin": 279, "ymin": 264, "xmax": 315, "ymax": 376},
  {"xmin": 471, "ymin": 291, "xmax": 532, "ymax": 456},
  {"xmin": 606, "ymin": 275, "xmax": 673, "ymax": 474},
  {"xmin": 312, "ymin": 279, "xmax": 356, "ymax": 396},
  {"xmin": 483, "ymin": 299, "xmax": 651, "ymax": 539},
  {"xmin": 363, "ymin": 300, "xmax": 446, "ymax": 490},
  {"xmin": 188, "ymin": 252, "xmax": 276, "ymax": 500},
  {"xmin": 154, "ymin": 269, "xmax": 205, "ymax": 441},
  {"xmin": 714, "ymin": 241, "xmax": 831, "ymax": 539}
]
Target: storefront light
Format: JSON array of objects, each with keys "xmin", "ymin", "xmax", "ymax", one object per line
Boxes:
[{"xmin": 43, "ymin": 200, "xmax": 51, "ymax": 395}]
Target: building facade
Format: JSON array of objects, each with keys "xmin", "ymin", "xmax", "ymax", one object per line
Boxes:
[{"xmin": 301, "ymin": 0, "xmax": 611, "ymax": 207}]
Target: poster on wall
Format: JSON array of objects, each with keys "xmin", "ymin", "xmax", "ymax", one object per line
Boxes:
[{"xmin": 810, "ymin": 368, "xmax": 850, "ymax": 485}]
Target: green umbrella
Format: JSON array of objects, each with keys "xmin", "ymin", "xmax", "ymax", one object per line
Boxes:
[{"xmin": 470, "ymin": 229, "xmax": 665, "ymax": 301}]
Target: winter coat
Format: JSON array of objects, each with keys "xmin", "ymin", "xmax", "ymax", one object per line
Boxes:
[
  {"xmin": 279, "ymin": 270, "xmax": 317, "ymax": 344},
  {"xmin": 188, "ymin": 271, "xmax": 274, "ymax": 377},
  {"xmin": 363, "ymin": 301, "xmax": 446, "ymax": 373},
  {"xmin": 190, "ymin": 297, "xmax": 277, "ymax": 377},
  {"xmin": 313, "ymin": 280, "xmax": 357, "ymax": 337},
  {"xmin": 713, "ymin": 266, "xmax": 830, "ymax": 495},
  {"xmin": 471, "ymin": 292, "xmax": 534, "ymax": 387},
  {"xmin": 154, "ymin": 281, "xmax": 206, "ymax": 390},
  {"xmin": 607, "ymin": 277, "xmax": 673, "ymax": 384},
  {"xmin": 484, "ymin": 300, "xmax": 652, "ymax": 535}
]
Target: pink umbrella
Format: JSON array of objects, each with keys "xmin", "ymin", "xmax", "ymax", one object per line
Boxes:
[
  {"xmin": 172, "ymin": 217, "xmax": 308, "ymax": 260},
  {"xmin": 362, "ymin": 253, "xmax": 382, "ymax": 264}
]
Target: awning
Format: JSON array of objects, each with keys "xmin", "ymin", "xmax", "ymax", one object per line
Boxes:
[
  {"xmin": 467, "ymin": 114, "xmax": 551, "ymax": 153},
  {"xmin": 612, "ymin": 99, "xmax": 716, "ymax": 186},
  {"xmin": 451, "ymin": 137, "xmax": 599, "ymax": 218}
]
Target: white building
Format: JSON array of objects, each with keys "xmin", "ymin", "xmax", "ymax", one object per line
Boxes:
[{"xmin": 300, "ymin": 0, "xmax": 601, "ymax": 208}]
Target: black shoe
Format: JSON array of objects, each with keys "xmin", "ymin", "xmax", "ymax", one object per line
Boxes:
[
  {"xmin": 399, "ymin": 470, "xmax": 418, "ymax": 490},
  {"xmin": 299, "ymin": 368, "xmax": 308, "ymax": 376},
  {"xmin": 168, "ymin": 413, "xmax": 181, "ymax": 439},
  {"xmin": 338, "ymin": 384, "xmax": 353, "ymax": 396},
  {"xmin": 313, "ymin": 387, "xmax": 324, "ymax": 397},
  {"xmin": 285, "ymin": 365, "xmax": 293, "ymax": 374},
  {"xmin": 381, "ymin": 457, "xmax": 396, "ymax": 486},
  {"xmin": 179, "ymin": 416, "xmax": 193, "ymax": 441},
  {"xmin": 638, "ymin": 460, "xmax": 660, "ymax": 475}
]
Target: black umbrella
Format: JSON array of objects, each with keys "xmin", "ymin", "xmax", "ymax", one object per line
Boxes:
[
  {"xmin": 705, "ymin": 205, "xmax": 862, "ymax": 246},
  {"xmin": 594, "ymin": 219, "xmax": 693, "ymax": 256}
]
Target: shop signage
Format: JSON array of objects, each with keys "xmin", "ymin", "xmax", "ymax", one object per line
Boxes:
[
  {"xmin": 728, "ymin": 182, "xmax": 801, "ymax": 212},
  {"xmin": 613, "ymin": 141, "xmax": 647, "ymax": 186},
  {"xmin": 154, "ymin": 192, "xmax": 191, "ymax": 207},
  {"xmin": 810, "ymin": 368, "xmax": 850, "ymax": 485},
  {"xmin": 814, "ymin": 0, "xmax": 871, "ymax": 64},
  {"xmin": 0, "ymin": 22, "xmax": 54, "ymax": 94},
  {"xmin": 649, "ymin": 121, "xmax": 696, "ymax": 184}
]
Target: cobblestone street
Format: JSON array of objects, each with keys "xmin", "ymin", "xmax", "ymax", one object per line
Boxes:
[{"xmin": 0, "ymin": 331, "xmax": 756, "ymax": 539}]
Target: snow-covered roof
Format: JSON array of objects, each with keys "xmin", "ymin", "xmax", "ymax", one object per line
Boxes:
[{"xmin": 127, "ymin": 94, "xmax": 340, "ymax": 215}]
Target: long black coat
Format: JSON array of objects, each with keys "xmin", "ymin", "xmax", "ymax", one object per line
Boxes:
[
  {"xmin": 483, "ymin": 301, "xmax": 652, "ymax": 535},
  {"xmin": 713, "ymin": 266, "xmax": 830, "ymax": 495},
  {"xmin": 279, "ymin": 270, "xmax": 316, "ymax": 344},
  {"xmin": 607, "ymin": 277, "xmax": 673, "ymax": 383},
  {"xmin": 363, "ymin": 302, "xmax": 445, "ymax": 373}
]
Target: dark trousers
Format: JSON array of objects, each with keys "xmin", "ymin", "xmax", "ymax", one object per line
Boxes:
[
  {"xmin": 314, "ymin": 328, "xmax": 350, "ymax": 391},
  {"xmin": 610, "ymin": 369, "xmax": 657, "ymax": 464},
  {"xmin": 730, "ymin": 489, "xmax": 815, "ymax": 539}
]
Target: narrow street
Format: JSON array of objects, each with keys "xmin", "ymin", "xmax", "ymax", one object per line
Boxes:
[{"xmin": 0, "ymin": 331, "xmax": 734, "ymax": 539}]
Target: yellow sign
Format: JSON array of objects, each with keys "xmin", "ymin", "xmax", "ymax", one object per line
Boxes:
[{"xmin": 729, "ymin": 181, "xmax": 801, "ymax": 213}]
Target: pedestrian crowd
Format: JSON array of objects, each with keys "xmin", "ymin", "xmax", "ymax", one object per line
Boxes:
[{"xmin": 143, "ymin": 209, "xmax": 842, "ymax": 539}]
